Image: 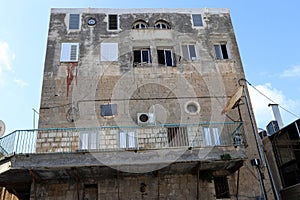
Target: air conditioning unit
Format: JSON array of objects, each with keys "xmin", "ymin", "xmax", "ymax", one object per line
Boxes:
[
  {"xmin": 266, "ymin": 120, "xmax": 280, "ymax": 136},
  {"xmin": 137, "ymin": 113, "xmax": 155, "ymax": 125}
]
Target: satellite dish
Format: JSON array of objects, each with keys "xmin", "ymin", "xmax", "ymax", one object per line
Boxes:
[{"xmin": 0, "ymin": 120, "xmax": 6, "ymax": 137}]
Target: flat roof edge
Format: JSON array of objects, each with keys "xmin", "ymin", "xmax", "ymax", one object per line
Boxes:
[{"xmin": 51, "ymin": 8, "xmax": 230, "ymax": 14}]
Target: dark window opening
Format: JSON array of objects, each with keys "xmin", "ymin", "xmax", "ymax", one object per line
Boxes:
[
  {"xmin": 84, "ymin": 184, "xmax": 98, "ymax": 200},
  {"xmin": 69, "ymin": 14, "xmax": 80, "ymax": 30},
  {"xmin": 108, "ymin": 15, "xmax": 118, "ymax": 30},
  {"xmin": 214, "ymin": 176, "xmax": 230, "ymax": 199},
  {"xmin": 167, "ymin": 127, "xmax": 188, "ymax": 147},
  {"xmin": 133, "ymin": 49, "xmax": 151, "ymax": 65},
  {"xmin": 157, "ymin": 49, "xmax": 174, "ymax": 66}
]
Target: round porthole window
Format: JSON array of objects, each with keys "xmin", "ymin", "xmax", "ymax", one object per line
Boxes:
[{"xmin": 185, "ymin": 101, "xmax": 200, "ymax": 115}]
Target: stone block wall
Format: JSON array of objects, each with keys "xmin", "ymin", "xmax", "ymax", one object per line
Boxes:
[{"xmin": 30, "ymin": 173, "xmax": 239, "ymax": 200}]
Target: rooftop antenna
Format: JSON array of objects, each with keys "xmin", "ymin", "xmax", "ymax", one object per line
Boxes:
[{"xmin": 0, "ymin": 120, "xmax": 6, "ymax": 137}]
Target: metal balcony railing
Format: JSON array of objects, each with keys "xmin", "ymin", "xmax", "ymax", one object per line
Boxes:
[{"xmin": 0, "ymin": 122, "xmax": 245, "ymax": 157}]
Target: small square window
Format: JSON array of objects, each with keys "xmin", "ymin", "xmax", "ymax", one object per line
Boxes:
[
  {"xmin": 100, "ymin": 104, "xmax": 117, "ymax": 117},
  {"xmin": 192, "ymin": 14, "xmax": 203, "ymax": 27},
  {"xmin": 108, "ymin": 14, "xmax": 118, "ymax": 30},
  {"xmin": 69, "ymin": 14, "xmax": 80, "ymax": 30},
  {"xmin": 214, "ymin": 44, "xmax": 230, "ymax": 60}
]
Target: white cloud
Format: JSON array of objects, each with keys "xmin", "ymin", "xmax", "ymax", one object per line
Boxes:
[
  {"xmin": 0, "ymin": 41, "xmax": 14, "ymax": 86},
  {"xmin": 0, "ymin": 41, "xmax": 13, "ymax": 72},
  {"xmin": 13, "ymin": 79, "xmax": 29, "ymax": 88},
  {"xmin": 248, "ymin": 83, "xmax": 298, "ymax": 129},
  {"xmin": 282, "ymin": 65, "xmax": 300, "ymax": 77}
]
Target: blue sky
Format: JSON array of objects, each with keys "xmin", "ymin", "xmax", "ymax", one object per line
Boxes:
[{"xmin": 0, "ymin": 0, "xmax": 299, "ymax": 133}]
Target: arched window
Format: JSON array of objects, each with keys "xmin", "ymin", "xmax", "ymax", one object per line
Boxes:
[
  {"xmin": 132, "ymin": 20, "xmax": 148, "ymax": 29},
  {"xmin": 154, "ymin": 20, "xmax": 171, "ymax": 29}
]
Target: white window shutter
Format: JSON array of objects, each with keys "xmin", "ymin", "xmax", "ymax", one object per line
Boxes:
[
  {"xmin": 60, "ymin": 43, "xmax": 79, "ymax": 62},
  {"xmin": 101, "ymin": 43, "xmax": 118, "ymax": 61},
  {"xmin": 182, "ymin": 45, "xmax": 189, "ymax": 60}
]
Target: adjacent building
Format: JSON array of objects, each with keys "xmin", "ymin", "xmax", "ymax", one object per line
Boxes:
[
  {"xmin": 262, "ymin": 118, "xmax": 300, "ymax": 200},
  {"xmin": 0, "ymin": 8, "xmax": 274, "ymax": 199}
]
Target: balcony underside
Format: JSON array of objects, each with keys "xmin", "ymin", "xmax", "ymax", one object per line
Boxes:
[{"xmin": 0, "ymin": 146, "xmax": 245, "ymax": 198}]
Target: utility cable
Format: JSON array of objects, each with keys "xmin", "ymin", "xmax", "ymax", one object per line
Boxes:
[{"xmin": 240, "ymin": 78, "xmax": 299, "ymax": 119}]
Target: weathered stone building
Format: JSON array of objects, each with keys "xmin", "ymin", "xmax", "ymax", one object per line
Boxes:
[{"xmin": 0, "ymin": 8, "xmax": 274, "ymax": 199}]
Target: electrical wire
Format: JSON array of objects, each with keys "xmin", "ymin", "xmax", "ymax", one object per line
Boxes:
[{"xmin": 240, "ymin": 78, "xmax": 300, "ymax": 119}]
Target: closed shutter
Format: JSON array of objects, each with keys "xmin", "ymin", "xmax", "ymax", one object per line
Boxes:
[
  {"xmin": 69, "ymin": 14, "xmax": 80, "ymax": 30},
  {"xmin": 192, "ymin": 14, "xmax": 203, "ymax": 27},
  {"xmin": 100, "ymin": 43, "xmax": 118, "ymax": 61},
  {"xmin": 182, "ymin": 45, "xmax": 189, "ymax": 60},
  {"xmin": 108, "ymin": 15, "xmax": 118, "ymax": 30},
  {"xmin": 60, "ymin": 43, "xmax": 79, "ymax": 62}
]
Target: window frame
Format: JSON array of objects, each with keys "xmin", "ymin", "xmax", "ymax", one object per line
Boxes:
[
  {"xmin": 60, "ymin": 43, "xmax": 79, "ymax": 62},
  {"xmin": 157, "ymin": 48, "xmax": 175, "ymax": 67},
  {"xmin": 108, "ymin": 14, "xmax": 119, "ymax": 31},
  {"xmin": 182, "ymin": 44, "xmax": 198, "ymax": 61},
  {"xmin": 133, "ymin": 48, "xmax": 151, "ymax": 65},
  {"xmin": 192, "ymin": 14, "xmax": 203, "ymax": 27},
  {"xmin": 214, "ymin": 43, "xmax": 230, "ymax": 60},
  {"xmin": 154, "ymin": 20, "xmax": 171, "ymax": 29},
  {"xmin": 68, "ymin": 14, "xmax": 81, "ymax": 30},
  {"xmin": 132, "ymin": 20, "xmax": 148, "ymax": 29}
]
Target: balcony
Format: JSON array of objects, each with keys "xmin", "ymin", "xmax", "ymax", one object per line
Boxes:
[
  {"xmin": 0, "ymin": 122, "xmax": 246, "ymax": 199},
  {"xmin": 0, "ymin": 122, "xmax": 245, "ymax": 156}
]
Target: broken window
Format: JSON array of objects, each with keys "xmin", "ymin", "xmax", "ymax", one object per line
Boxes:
[
  {"xmin": 214, "ymin": 44, "xmax": 230, "ymax": 60},
  {"xmin": 132, "ymin": 20, "xmax": 148, "ymax": 29},
  {"xmin": 133, "ymin": 48, "xmax": 151, "ymax": 66},
  {"xmin": 100, "ymin": 43, "xmax": 118, "ymax": 61},
  {"xmin": 192, "ymin": 14, "xmax": 203, "ymax": 27},
  {"xmin": 182, "ymin": 44, "xmax": 197, "ymax": 60},
  {"xmin": 69, "ymin": 14, "xmax": 80, "ymax": 30},
  {"xmin": 108, "ymin": 14, "xmax": 118, "ymax": 30},
  {"xmin": 157, "ymin": 49, "xmax": 175, "ymax": 66},
  {"xmin": 119, "ymin": 131, "xmax": 138, "ymax": 149},
  {"xmin": 214, "ymin": 176, "xmax": 230, "ymax": 199},
  {"xmin": 154, "ymin": 20, "xmax": 171, "ymax": 29},
  {"xmin": 60, "ymin": 43, "xmax": 79, "ymax": 62},
  {"xmin": 167, "ymin": 127, "xmax": 188, "ymax": 147},
  {"xmin": 203, "ymin": 127, "xmax": 221, "ymax": 146}
]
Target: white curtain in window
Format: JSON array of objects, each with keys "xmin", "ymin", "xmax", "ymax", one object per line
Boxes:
[{"xmin": 203, "ymin": 127, "xmax": 212, "ymax": 146}]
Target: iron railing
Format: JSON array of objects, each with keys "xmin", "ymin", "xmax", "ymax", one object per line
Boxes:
[{"xmin": 0, "ymin": 122, "xmax": 245, "ymax": 156}]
